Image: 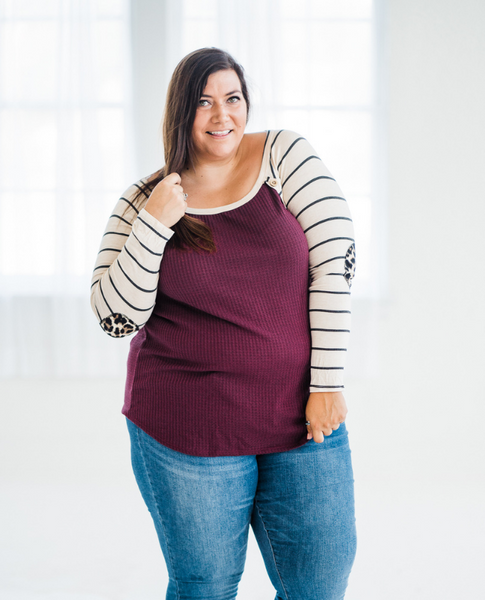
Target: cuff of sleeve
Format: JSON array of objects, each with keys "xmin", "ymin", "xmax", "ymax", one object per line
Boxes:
[
  {"xmin": 309, "ymin": 385, "xmax": 345, "ymax": 393},
  {"xmin": 138, "ymin": 208, "xmax": 175, "ymax": 239},
  {"xmin": 132, "ymin": 208, "xmax": 175, "ymax": 251},
  {"xmin": 310, "ymin": 369, "xmax": 345, "ymax": 392}
]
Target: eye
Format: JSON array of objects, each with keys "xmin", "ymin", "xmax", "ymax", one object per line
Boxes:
[
  {"xmin": 198, "ymin": 99, "xmax": 210, "ymax": 107},
  {"xmin": 228, "ymin": 96, "xmax": 241, "ymax": 103}
]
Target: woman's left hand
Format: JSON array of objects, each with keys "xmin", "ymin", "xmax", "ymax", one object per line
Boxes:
[{"xmin": 305, "ymin": 391, "xmax": 348, "ymax": 443}]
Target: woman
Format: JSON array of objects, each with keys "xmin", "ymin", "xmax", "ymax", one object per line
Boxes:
[{"xmin": 91, "ymin": 47, "xmax": 357, "ymax": 600}]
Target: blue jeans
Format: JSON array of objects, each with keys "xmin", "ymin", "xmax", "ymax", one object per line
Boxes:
[{"xmin": 127, "ymin": 418, "xmax": 357, "ymax": 600}]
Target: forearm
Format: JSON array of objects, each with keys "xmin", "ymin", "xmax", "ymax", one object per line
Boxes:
[{"xmin": 90, "ymin": 186, "xmax": 174, "ymax": 337}]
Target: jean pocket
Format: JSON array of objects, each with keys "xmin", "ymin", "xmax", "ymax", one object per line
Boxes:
[
  {"xmin": 312, "ymin": 421, "xmax": 349, "ymax": 450},
  {"xmin": 324, "ymin": 431, "xmax": 349, "ymax": 450}
]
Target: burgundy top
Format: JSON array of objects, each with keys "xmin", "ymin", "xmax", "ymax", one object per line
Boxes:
[{"xmin": 123, "ymin": 182, "xmax": 311, "ymax": 456}]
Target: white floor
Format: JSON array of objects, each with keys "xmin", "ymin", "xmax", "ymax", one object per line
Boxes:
[{"xmin": 1, "ymin": 380, "xmax": 484, "ymax": 599}]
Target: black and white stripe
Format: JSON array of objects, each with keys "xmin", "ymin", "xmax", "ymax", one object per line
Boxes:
[
  {"xmin": 269, "ymin": 130, "xmax": 355, "ymax": 392},
  {"xmin": 90, "ymin": 180, "xmax": 174, "ymax": 331}
]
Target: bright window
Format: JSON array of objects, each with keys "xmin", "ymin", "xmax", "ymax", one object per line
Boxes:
[{"xmin": 0, "ymin": 0, "xmax": 135, "ymax": 295}]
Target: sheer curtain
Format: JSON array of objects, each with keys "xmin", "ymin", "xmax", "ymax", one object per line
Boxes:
[
  {"xmin": 0, "ymin": 0, "xmax": 384, "ymax": 378},
  {"xmin": 0, "ymin": 0, "xmax": 136, "ymax": 376}
]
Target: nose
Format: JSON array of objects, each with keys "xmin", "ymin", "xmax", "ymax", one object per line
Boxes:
[{"xmin": 211, "ymin": 102, "xmax": 230, "ymax": 123}]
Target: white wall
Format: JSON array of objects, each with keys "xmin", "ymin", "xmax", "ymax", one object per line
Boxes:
[
  {"xmin": 1, "ymin": 1, "xmax": 484, "ymax": 598},
  {"xmin": 346, "ymin": 2, "xmax": 485, "ymax": 594},
  {"xmin": 355, "ymin": 0, "xmax": 485, "ymax": 483}
]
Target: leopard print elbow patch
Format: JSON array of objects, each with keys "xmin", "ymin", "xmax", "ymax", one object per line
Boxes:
[
  {"xmin": 344, "ymin": 243, "xmax": 356, "ymax": 288},
  {"xmin": 100, "ymin": 313, "xmax": 139, "ymax": 338}
]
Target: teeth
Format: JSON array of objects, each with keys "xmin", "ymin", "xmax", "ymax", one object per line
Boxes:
[{"xmin": 209, "ymin": 130, "xmax": 230, "ymax": 135}]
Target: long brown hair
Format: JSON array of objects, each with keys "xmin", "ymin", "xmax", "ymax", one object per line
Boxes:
[{"xmin": 130, "ymin": 48, "xmax": 251, "ymax": 253}]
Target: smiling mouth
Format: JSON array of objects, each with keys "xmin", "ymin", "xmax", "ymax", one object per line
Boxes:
[{"xmin": 207, "ymin": 130, "xmax": 232, "ymax": 137}]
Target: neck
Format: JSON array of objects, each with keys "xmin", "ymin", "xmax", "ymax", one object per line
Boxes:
[{"xmin": 185, "ymin": 139, "xmax": 247, "ymax": 183}]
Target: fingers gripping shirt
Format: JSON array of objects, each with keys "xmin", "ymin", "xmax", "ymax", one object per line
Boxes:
[
  {"xmin": 90, "ymin": 129, "xmax": 355, "ymax": 391},
  {"xmin": 268, "ymin": 130, "xmax": 355, "ymax": 392}
]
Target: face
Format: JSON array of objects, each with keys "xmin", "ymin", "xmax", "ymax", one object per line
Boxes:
[{"xmin": 191, "ymin": 69, "xmax": 247, "ymax": 164}]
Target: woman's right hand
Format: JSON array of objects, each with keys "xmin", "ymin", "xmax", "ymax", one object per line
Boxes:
[{"xmin": 144, "ymin": 172, "xmax": 187, "ymax": 228}]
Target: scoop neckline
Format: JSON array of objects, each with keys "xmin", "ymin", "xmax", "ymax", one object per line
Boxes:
[{"xmin": 184, "ymin": 130, "xmax": 271, "ymax": 215}]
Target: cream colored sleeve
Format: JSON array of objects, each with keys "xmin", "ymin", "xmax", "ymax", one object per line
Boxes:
[
  {"xmin": 270, "ymin": 130, "xmax": 356, "ymax": 392},
  {"xmin": 90, "ymin": 181, "xmax": 174, "ymax": 337}
]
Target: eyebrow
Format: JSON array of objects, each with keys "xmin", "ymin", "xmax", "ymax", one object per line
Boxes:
[{"xmin": 200, "ymin": 90, "xmax": 242, "ymax": 98}]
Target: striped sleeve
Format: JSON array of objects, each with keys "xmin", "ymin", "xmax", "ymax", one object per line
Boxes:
[
  {"xmin": 90, "ymin": 180, "xmax": 174, "ymax": 338},
  {"xmin": 270, "ymin": 130, "xmax": 356, "ymax": 392}
]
